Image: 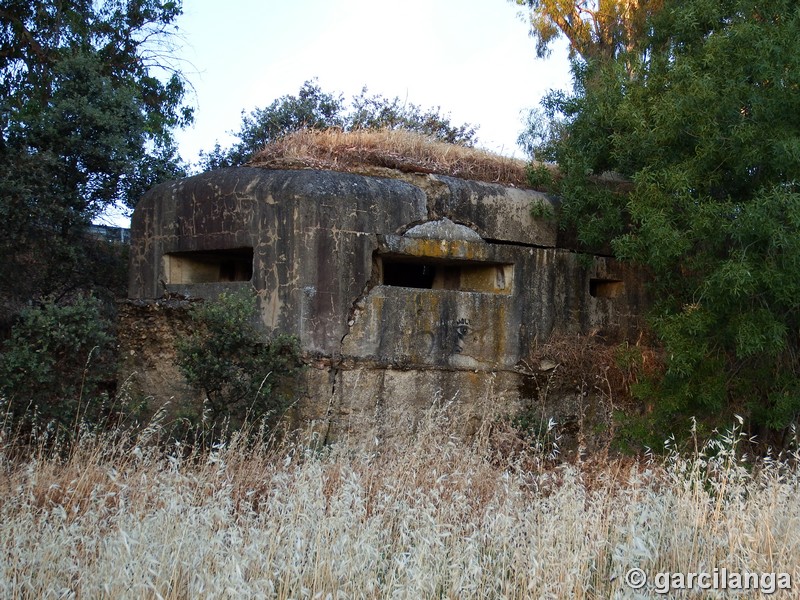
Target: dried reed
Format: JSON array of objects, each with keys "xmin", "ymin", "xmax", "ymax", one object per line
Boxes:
[{"xmin": 1, "ymin": 410, "xmax": 798, "ymax": 598}]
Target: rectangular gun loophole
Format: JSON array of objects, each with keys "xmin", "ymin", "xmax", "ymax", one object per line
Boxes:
[
  {"xmin": 164, "ymin": 248, "xmax": 254, "ymax": 284},
  {"xmin": 590, "ymin": 278, "xmax": 624, "ymax": 298},
  {"xmin": 381, "ymin": 257, "xmax": 513, "ymax": 294}
]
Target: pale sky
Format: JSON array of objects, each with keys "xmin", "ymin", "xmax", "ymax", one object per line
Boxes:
[
  {"xmin": 174, "ymin": 0, "xmax": 572, "ymax": 159},
  {"xmin": 99, "ymin": 0, "xmax": 572, "ymax": 226}
]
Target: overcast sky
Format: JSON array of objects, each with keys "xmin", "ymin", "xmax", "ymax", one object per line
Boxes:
[{"xmin": 100, "ymin": 0, "xmax": 572, "ymax": 226}]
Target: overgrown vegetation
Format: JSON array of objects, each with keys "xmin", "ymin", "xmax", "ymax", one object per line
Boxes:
[
  {"xmin": 521, "ymin": 0, "xmax": 800, "ymax": 444},
  {"xmin": 0, "ymin": 0, "xmax": 194, "ymax": 447},
  {"xmin": 175, "ymin": 290, "xmax": 303, "ymax": 438},
  {"xmin": 0, "ymin": 296, "xmax": 117, "ymax": 440},
  {"xmin": 249, "ymin": 128, "xmax": 537, "ymax": 188},
  {"xmin": 198, "ymin": 79, "xmax": 479, "ymax": 170}
]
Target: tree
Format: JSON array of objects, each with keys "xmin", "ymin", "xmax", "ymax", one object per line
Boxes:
[
  {"xmin": 511, "ymin": 0, "xmax": 664, "ymax": 64},
  {"xmin": 0, "ymin": 0, "xmax": 192, "ymax": 322},
  {"xmin": 542, "ymin": 0, "xmax": 800, "ymax": 439},
  {"xmin": 347, "ymin": 87, "xmax": 478, "ymax": 145},
  {"xmin": 512, "ymin": 0, "xmax": 665, "ymax": 163},
  {"xmin": 199, "ymin": 79, "xmax": 478, "ymax": 170},
  {"xmin": 199, "ymin": 80, "xmax": 345, "ymax": 170}
]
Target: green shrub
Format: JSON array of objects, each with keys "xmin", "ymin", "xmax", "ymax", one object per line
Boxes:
[
  {"xmin": 526, "ymin": 162, "xmax": 555, "ymax": 193},
  {"xmin": 0, "ymin": 296, "xmax": 116, "ymax": 435},
  {"xmin": 175, "ymin": 290, "xmax": 303, "ymax": 434}
]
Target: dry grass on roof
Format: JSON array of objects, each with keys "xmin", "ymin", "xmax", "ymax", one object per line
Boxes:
[{"xmin": 249, "ymin": 128, "xmax": 546, "ymax": 188}]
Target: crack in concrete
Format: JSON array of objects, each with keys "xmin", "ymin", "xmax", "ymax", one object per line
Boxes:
[{"xmin": 322, "ymin": 236, "xmax": 383, "ymax": 446}]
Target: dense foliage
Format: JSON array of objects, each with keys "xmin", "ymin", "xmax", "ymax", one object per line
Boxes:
[
  {"xmin": 175, "ymin": 290, "xmax": 303, "ymax": 434},
  {"xmin": 0, "ymin": 296, "xmax": 116, "ymax": 436},
  {"xmin": 199, "ymin": 79, "xmax": 479, "ymax": 170},
  {"xmin": 0, "ymin": 0, "xmax": 191, "ymax": 322},
  {"xmin": 528, "ymin": 0, "xmax": 800, "ymax": 441}
]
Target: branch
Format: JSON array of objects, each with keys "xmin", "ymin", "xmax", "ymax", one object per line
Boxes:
[{"xmin": 0, "ymin": 8, "xmax": 51, "ymax": 65}]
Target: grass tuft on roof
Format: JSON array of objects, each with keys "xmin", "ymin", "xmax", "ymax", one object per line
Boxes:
[{"xmin": 249, "ymin": 128, "xmax": 551, "ymax": 188}]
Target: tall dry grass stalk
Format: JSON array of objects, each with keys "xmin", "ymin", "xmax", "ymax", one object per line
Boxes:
[
  {"xmin": 249, "ymin": 128, "xmax": 542, "ymax": 188},
  {"xmin": 1, "ymin": 408, "xmax": 798, "ymax": 598}
]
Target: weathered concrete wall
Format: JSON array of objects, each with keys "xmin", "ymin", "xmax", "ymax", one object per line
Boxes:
[{"xmin": 123, "ymin": 167, "xmax": 650, "ymax": 446}]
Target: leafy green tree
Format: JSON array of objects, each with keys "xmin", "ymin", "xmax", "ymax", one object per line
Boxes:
[
  {"xmin": 512, "ymin": 0, "xmax": 667, "ymax": 163},
  {"xmin": 0, "ymin": 0, "xmax": 192, "ymax": 323},
  {"xmin": 199, "ymin": 79, "xmax": 478, "ymax": 170},
  {"xmin": 541, "ymin": 0, "xmax": 800, "ymax": 438},
  {"xmin": 175, "ymin": 290, "xmax": 303, "ymax": 433},
  {"xmin": 199, "ymin": 80, "xmax": 345, "ymax": 170},
  {"xmin": 347, "ymin": 87, "xmax": 478, "ymax": 144}
]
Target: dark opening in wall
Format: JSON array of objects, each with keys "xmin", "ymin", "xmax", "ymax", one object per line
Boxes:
[
  {"xmin": 381, "ymin": 257, "xmax": 513, "ymax": 294},
  {"xmin": 590, "ymin": 278, "xmax": 624, "ymax": 298},
  {"xmin": 164, "ymin": 248, "xmax": 253, "ymax": 284},
  {"xmin": 383, "ymin": 261, "xmax": 436, "ymax": 289}
]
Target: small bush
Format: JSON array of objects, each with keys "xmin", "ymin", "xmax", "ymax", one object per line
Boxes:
[
  {"xmin": 0, "ymin": 296, "xmax": 116, "ymax": 436},
  {"xmin": 175, "ymin": 289, "xmax": 303, "ymax": 435},
  {"xmin": 526, "ymin": 162, "xmax": 556, "ymax": 192}
]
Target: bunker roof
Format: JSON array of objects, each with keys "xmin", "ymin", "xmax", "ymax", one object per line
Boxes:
[{"xmin": 248, "ymin": 128, "xmax": 555, "ymax": 190}]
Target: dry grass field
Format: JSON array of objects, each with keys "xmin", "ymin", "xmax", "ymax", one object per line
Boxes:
[{"xmin": 1, "ymin": 407, "xmax": 799, "ymax": 599}]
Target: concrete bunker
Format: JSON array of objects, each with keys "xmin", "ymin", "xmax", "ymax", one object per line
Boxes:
[{"xmin": 121, "ymin": 166, "xmax": 649, "ymax": 444}]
